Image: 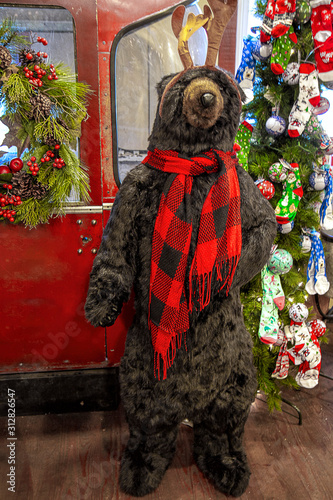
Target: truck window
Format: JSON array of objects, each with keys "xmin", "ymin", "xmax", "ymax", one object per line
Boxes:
[
  {"xmin": 0, "ymin": 6, "xmax": 78, "ymax": 200},
  {"xmin": 113, "ymin": 2, "xmax": 208, "ymax": 184}
]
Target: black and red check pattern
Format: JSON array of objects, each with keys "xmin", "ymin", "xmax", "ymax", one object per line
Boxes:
[{"xmin": 142, "ymin": 148, "xmax": 242, "ymax": 379}]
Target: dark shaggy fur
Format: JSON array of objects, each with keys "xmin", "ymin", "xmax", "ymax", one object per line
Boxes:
[{"xmin": 85, "ymin": 66, "xmax": 277, "ymax": 497}]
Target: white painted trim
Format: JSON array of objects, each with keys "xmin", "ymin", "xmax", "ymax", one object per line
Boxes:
[{"xmin": 235, "ymin": 0, "xmax": 251, "ymax": 71}]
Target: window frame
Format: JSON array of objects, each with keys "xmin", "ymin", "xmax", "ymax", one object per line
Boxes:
[{"xmin": 109, "ymin": 0, "xmax": 195, "ymax": 187}]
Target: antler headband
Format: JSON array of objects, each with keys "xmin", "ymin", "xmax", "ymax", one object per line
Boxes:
[{"xmin": 159, "ymin": 0, "xmax": 242, "ymax": 116}]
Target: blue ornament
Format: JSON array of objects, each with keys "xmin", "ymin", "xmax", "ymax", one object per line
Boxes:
[
  {"xmin": 252, "ymin": 40, "xmax": 272, "ymax": 62},
  {"xmin": 309, "ymin": 170, "xmax": 329, "ymax": 190},
  {"xmin": 265, "ymin": 114, "xmax": 286, "ymax": 137}
]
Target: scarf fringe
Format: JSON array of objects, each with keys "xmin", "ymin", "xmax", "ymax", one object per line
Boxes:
[
  {"xmin": 154, "ymin": 331, "xmax": 187, "ymax": 380},
  {"xmin": 190, "ymin": 255, "xmax": 240, "ymax": 312}
]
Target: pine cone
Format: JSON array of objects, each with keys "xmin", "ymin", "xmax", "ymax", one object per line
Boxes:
[
  {"xmin": 32, "ymin": 182, "xmax": 48, "ymax": 200},
  {"xmin": 11, "ymin": 171, "xmax": 34, "ymax": 199},
  {"xmin": 19, "ymin": 48, "xmax": 43, "ymax": 66},
  {"xmin": 43, "ymin": 135, "xmax": 58, "ymax": 148},
  {"xmin": 29, "ymin": 93, "xmax": 52, "ymax": 121},
  {"xmin": 42, "ymin": 118, "xmax": 69, "ymax": 146},
  {"xmin": 11, "ymin": 170, "xmax": 49, "ymax": 200},
  {"xmin": 0, "ymin": 45, "xmax": 11, "ymax": 70}
]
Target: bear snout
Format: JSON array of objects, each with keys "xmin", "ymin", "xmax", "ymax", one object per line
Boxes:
[
  {"xmin": 182, "ymin": 77, "xmax": 224, "ymax": 129},
  {"xmin": 201, "ymin": 92, "xmax": 216, "ymax": 108}
]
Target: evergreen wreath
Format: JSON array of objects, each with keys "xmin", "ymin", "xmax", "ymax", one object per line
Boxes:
[{"xmin": 0, "ymin": 19, "xmax": 92, "ymax": 227}]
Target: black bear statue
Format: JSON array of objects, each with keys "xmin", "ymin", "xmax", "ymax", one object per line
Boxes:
[{"xmin": 85, "ymin": 0, "xmax": 277, "ymax": 497}]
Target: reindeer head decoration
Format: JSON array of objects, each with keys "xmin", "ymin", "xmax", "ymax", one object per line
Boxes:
[{"xmin": 149, "ymin": 0, "xmax": 244, "ymax": 156}]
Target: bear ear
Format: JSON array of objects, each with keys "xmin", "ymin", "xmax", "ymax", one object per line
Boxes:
[{"xmin": 156, "ymin": 73, "xmax": 178, "ymax": 99}]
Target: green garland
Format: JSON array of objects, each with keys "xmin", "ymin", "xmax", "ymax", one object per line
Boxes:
[{"xmin": 0, "ymin": 20, "xmax": 93, "ymax": 227}]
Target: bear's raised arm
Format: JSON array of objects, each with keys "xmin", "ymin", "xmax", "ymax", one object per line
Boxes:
[
  {"xmin": 84, "ymin": 174, "xmax": 139, "ymax": 327},
  {"xmin": 231, "ymin": 166, "xmax": 277, "ymax": 289}
]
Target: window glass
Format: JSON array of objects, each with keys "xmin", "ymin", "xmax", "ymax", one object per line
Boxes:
[
  {"xmin": 0, "ymin": 6, "xmax": 77, "ymax": 198},
  {"xmin": 114, "ymin": 1, "xmax": 208, "ymax": 183}
]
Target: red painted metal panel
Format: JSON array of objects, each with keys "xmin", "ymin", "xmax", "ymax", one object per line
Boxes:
[
  {"xmin": 0, "ymin": 214, "xmax": 106, "ymax": 372},
  {"xmin": 98, "ymin": 52, "xmax": 117, "ymax": 203}
]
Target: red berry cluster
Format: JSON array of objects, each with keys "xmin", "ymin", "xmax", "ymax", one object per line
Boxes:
[
  {"xmin": 0, "ymin": 186, "xmax": 22, "ymax": 222},
  {"xmin": 24, "ymin": 37, "xmax": 58, "ymax": 87},
  {"xmin": 24, "ymin": 64, "xmax": 47, "ymax": 87},
  {"xmin": 27, "ymin": 156, "xmax": 39, "ymax": 176},
  {"xmin": 36, "ymin": 36, "xmax": 48, "ymax": 46},
  {"xmin": 39, "ymin": 145, "xmax": 66, "ymax": 169},
  {"xmin": 47, "ymin": 64, "xmax": 57, "ymax": 81},
  {"xmin": 0, "ymin": 209, "xmax": 16, "ymax": 222}
]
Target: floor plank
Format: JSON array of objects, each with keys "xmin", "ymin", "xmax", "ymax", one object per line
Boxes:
[{"xmin": 0, "ymin": 342, "xmax": 332, "ymax": 500}]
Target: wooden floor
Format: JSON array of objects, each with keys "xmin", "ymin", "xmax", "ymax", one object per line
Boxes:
[{"xmin": 0, "ymin": 343, "xmax": 332, "ymax": 500}]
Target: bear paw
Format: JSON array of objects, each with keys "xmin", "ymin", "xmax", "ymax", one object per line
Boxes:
[
  {"xmin": 119, "ymin": 446, "xmax": 172, "ymax": 497},
  {"xmin": 84, "ymin": 291, "xmax": 124, "ymax": 327},
  {"xmin": 194, "ymin": 450, "xmax": 250, "ymax": 498}
]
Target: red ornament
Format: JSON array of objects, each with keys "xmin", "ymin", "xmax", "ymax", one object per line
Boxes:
[
  {"xmin": 0, "ymin": 165, "xmax": 11, "ymax": 175},
  {"xmin": 257, "ymin": 180, "xmax": 275, "ymax": 200},
  {"xmin": 26, "ymin": 53, "xmax": 33, "ymax": 60},
  {"xmin": 9, "ymin": 158, "xmax": 24, "ymax": 173}
]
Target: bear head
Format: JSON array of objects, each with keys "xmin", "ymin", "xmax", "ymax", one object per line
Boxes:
[{"xmin": 148, "ymin": 66, "xmax": 245, "ymax": 157}]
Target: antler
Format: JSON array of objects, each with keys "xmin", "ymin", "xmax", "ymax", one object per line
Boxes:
[
  {"xmin": 172, "ymin": 5, "xmax": 211, "ymax": 70},
  {"xmin": 204, "ymin": 0, "xmax": 238, "ymax": 67}
]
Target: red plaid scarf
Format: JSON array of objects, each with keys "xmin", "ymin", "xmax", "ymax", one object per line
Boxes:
[{"xmin": 142, "ymin": 148, "xmax": 242, "ymax": 379}]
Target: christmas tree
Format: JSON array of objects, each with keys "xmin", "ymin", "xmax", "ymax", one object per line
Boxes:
[{"xmin": 235, "ymin": 0, "xmax": 331, "ymax": 410}]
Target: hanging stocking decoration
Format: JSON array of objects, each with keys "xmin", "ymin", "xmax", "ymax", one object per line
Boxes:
[
  {"xmin": 305, "ymin": 230, "xmax": 330, "ymax": 294},
  {"xmin": 275, "ymin": 162, "xmax": 303, "ymax": 226},
  {"xmin": 261, "ymin": 0, "xmax": 276, "ymax": 43},
  {"xmin": 310, "ymin": 0, "xmax": 332, "ymax": 42},
  {"xmin": 313, "ymin": 34, "xmax": 333, "ymax": 84},
  {"xmin": 271, "ymin": 0, "xmax": 297, "ymax": 38},
  {"xmin": 320, "ymin": 166, "xmax": 333, "ymax": 230},
  {"xmin": 270, "ymin": 26, "xmax": 298, "ymax": 75},
  {"xmin": 258, "ymin": 247, "xmax": 293, "ymax": 345},
  {"xmin": 288, "ymin": 63, "xmax": 320, "ymax": 137},
  {"xmin": 235, "ymin": 38, "xmax": 256, "ymax": 103},
  {"xmin": 286, "ymin": 306, "xmax": 325, "ymax": 389}
]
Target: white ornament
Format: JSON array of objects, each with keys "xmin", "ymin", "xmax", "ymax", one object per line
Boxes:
[
  {"xmin": 289, "ymin": 302, "xmax": 309, "ymax": 322},
  {"xmin": 282, "ymin": 62, "xmax": 300, "ymax": 85}
]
